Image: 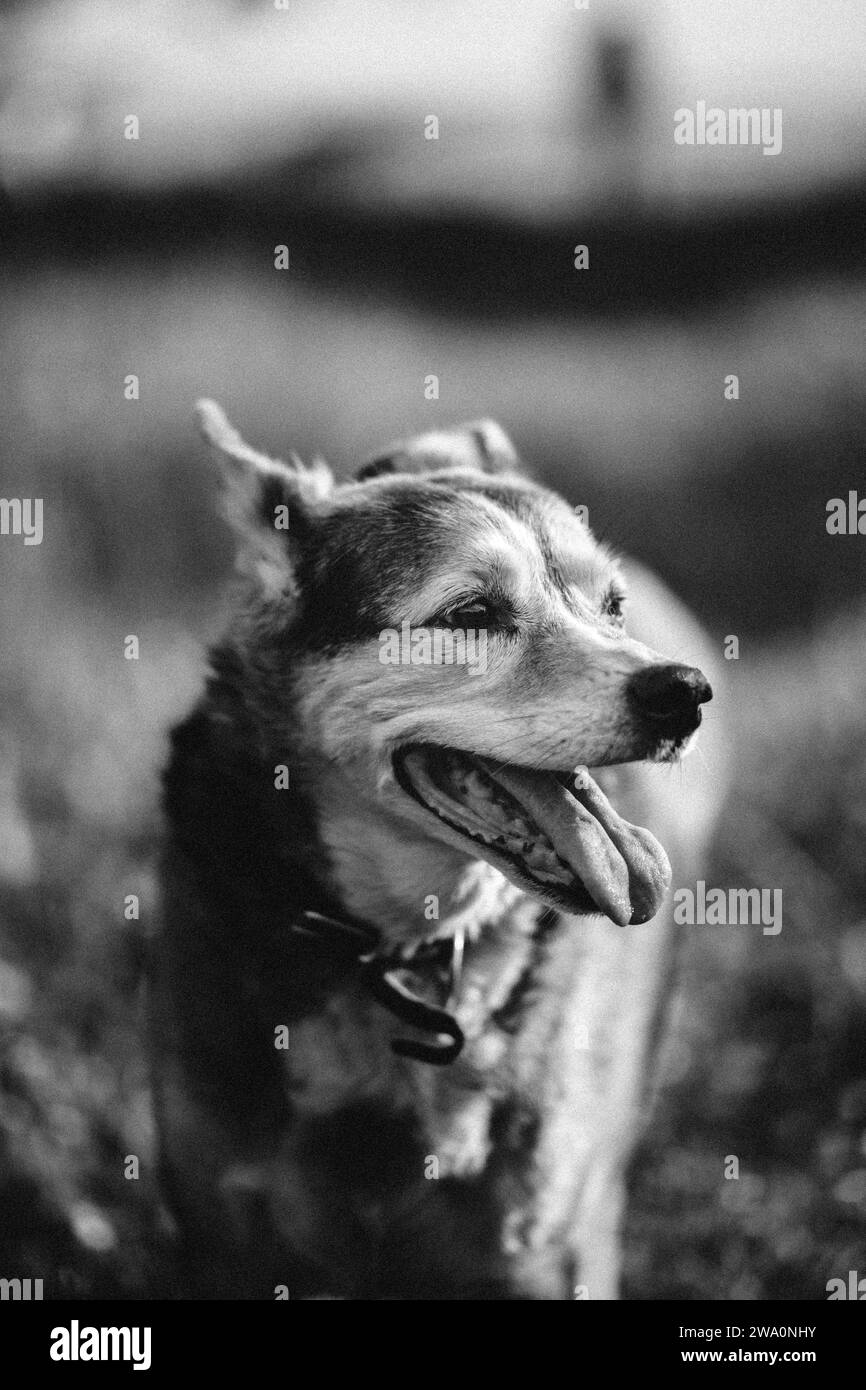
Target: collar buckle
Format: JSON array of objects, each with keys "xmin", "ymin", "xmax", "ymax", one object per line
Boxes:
[{"xmin": 289, "ymin": 909, "xmax": 465, "ymax": 1066}]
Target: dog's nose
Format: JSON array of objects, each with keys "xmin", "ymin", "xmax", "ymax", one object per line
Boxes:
[{"xmin": 627, "ymin": 663, "xmax": 712, "ymax": 725}]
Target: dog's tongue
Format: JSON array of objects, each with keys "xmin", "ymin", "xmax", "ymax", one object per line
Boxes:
[{"xmin": 481, "ymin": 761, "xmax": 671, "ymax": 926}]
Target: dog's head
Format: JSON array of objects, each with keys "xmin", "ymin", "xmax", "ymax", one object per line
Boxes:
[{"xmin": 198, "ymin": 401, "xmax": 711, "ymax": 932}]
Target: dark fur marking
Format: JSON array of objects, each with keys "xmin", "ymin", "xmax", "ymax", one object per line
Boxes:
[{"xmin": 288, "ymin": 477, "xmax": 594, "ymax": 651}]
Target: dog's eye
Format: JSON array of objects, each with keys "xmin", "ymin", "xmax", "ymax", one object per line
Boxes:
[
  {"xmin": 439, "ymin": 600, "xmax": 492, "ymax": 630},
  {"xmin": 603, "ymin": 592, "xmax": 625, "ymax": 622}
]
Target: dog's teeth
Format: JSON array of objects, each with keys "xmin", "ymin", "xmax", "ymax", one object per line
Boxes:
[
  {"xmin": 435, "ymin": 753, "xmax": 576, "ymax": 890},
  {"xmin": 531, "ymin": 867, "xmax": 570, "ymax": 886}
]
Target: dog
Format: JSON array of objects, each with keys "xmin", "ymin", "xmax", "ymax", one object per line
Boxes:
[{"xmin": 150, "ymin": 403, "xmax": 725, "ymax": 1300}]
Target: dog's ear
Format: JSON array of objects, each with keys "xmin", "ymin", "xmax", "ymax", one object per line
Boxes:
[
  {"xmin": 356, "ymin": 420, "xmax": 520, "ymax": 481},
  {"xmin": 195, "ymin": 399, "xmax": 333, "ymax": 596}
]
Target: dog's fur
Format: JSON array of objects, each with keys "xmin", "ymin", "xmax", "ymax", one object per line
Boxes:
[{"xmin": 151, "ymin": 406, "xmax": 725, "ymax": 1300}]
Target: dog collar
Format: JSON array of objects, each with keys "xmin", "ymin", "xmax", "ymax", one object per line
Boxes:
[{"xmin": 289, "ymin": 910, "xmax": 466, "ymax": 1066}]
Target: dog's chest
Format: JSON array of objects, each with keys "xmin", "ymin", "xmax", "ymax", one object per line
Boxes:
[
  {"xmin": 260, "ymin": 890, "xmax": 669, "ymax": 1297},
  {"xmin": 277, "ymin": 895, "xmax": 596, "ymax": 1191},
  {"xmin": 266, "ymin": 902, "xmax": 634, "ymax": 1296}
]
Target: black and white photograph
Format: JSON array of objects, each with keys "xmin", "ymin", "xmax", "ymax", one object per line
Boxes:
[{"xmin": 1, "ymin": 0, "xmax": 866, "ymax": 1346}]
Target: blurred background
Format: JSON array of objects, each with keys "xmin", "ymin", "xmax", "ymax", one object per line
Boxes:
[{"xmin": 1, "ymin": 0, "xmax": 866, "ymax": 1299}]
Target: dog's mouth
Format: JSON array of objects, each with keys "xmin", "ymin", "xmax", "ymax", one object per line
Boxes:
[{"xmin": 393, "ymin": 745, "xmax": 671, "ymax": 925}]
